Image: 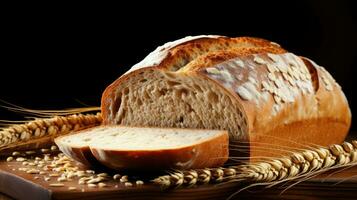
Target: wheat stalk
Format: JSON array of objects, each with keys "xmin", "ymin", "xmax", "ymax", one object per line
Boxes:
[
  {"xmin": 153, "ymin": 140, "xmax": 357, "ymax": 189},
  {"xmin": 0, "ymin": 113, "xmax": 102, "ymax": 150}
]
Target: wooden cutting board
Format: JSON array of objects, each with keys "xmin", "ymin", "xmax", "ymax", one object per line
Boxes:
[{"xmin": 1, "ymin": 151, "xmax": 357, "ymax": 200}]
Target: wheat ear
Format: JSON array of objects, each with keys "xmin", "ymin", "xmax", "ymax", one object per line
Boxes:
[
  {"xmin": 0, "ymin": 113, "xmax": 102, "ymax": 150},
  {"xmin": 153, "ymin": 140, "xmax": 357, "ymax": 189}
]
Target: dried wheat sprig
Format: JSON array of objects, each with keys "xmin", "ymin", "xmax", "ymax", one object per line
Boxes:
[
  {"xmin": 0, "ymin": 113, "xmax": 102, "ymax": 150},
  {"xmin": 0, "ymin": 100, "xmax": 100, "ymax": 118},
  {"xmin": 1, "ymin": 106, "xmax": 101, "ymax": 118},
  {"xmin": 153, "ymin": 140, "xmax": 357, "ymax": 189}
]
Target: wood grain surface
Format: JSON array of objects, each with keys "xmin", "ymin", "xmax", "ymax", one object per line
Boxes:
[{"xmin": 1, "ymin": 143, "xmax": 357, "ymax": 200}]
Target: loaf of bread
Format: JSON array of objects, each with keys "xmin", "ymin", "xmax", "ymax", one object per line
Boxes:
[
  {"xmin": 55, "ymin": 126, "xmax": 228, "ymax": 170},
  {"xmin": 101, "ymin": 35, "xmax": 351, "ymax": 160}
]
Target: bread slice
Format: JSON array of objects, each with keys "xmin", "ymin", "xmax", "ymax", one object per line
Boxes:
[
  {"xmin": 101, "ymin": 35, "xmax": 351, "ymax": 160},
  {"xmin": 55, "ymin": 126, "xmax": 229, "ymax": 170}
]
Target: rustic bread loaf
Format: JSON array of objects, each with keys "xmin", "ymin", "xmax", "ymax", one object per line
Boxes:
[
  {"xmin": 55, "ymin": 126, "xmax": 229, "ymax": 170},
  {"xmin": 101, "ymin": 35, "xmax": 351, "ymax": 160}
]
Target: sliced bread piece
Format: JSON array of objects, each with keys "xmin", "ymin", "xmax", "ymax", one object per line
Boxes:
[{"xmin": 55, "ymin": 126, "xmax": 229, "ymax": 170}]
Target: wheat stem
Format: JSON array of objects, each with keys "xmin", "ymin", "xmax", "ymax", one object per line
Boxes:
[
  {"xmin": 152, "ymin": 140, "xmax": 357, "ymax": 189},
  {"xmin": 0, "ymin": 113, "xmax": 102, "ymax": 150}
]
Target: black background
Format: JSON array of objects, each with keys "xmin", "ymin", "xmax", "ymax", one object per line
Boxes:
[{"xmin": 1, "ymin": 1, "xmax": 356, "ymax": 133}]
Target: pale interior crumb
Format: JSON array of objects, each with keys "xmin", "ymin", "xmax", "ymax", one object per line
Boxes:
[{"xmin": 61, "ymin": 126, "xmax": 224, "ymax": 150}]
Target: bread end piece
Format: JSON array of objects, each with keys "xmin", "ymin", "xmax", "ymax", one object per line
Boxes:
[
  {"xmin": 55, "ymin": 126, "xmax": 229, "ymax": 170},
  {"xmin": 90, "ymin": 129, "xmax": 229, "ymax": 170}
]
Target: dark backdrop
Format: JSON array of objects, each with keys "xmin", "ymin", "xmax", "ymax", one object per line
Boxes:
[{"xmin": 1, "ymin": 1, "xmax": 356, "ymax": 133}]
